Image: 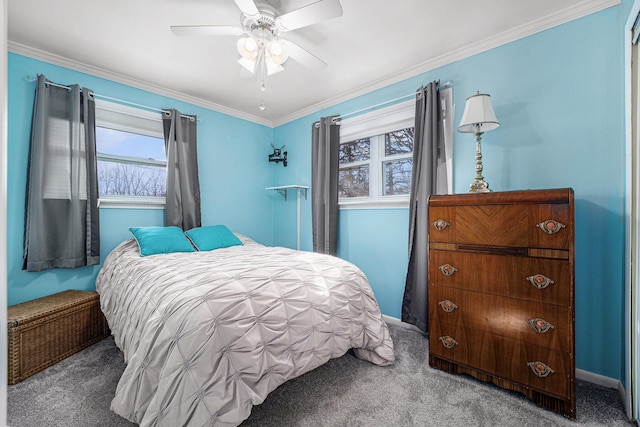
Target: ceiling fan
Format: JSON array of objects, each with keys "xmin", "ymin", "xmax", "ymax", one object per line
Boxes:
[{"xmin": 171, "ymin": 0, "xmax": 343, "ymax": 110}]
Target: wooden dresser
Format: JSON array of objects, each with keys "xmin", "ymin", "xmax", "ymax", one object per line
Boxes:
[{"xmin": 427, "ymin": 188, "xmax": 575, "ymax": 418}]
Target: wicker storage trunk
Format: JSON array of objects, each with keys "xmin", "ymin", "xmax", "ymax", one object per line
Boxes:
[{"xmin": 7, "ymin": 290, "xmax": 110, "ymax": 385}]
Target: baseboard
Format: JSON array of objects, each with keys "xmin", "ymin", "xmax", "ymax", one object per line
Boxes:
[
  {"xmin": 576, "ymin": 368, "xmax": 622, "ymax": 389},
  {"xmin": 383, "ymin": 314, "xmax": 629, "ymax": 412},
  {"xmin": 576, "ymin": 368, "xmax": 628, "ymax": 415}
]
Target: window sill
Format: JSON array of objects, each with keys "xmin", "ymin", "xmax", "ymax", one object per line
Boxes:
[
  {"xmin": 339, "ymin": 199, "xmax": 409, "ymax": 210},
  {"xmin": 98, "ymin": 196, "xmax": 165, "ymax": 210}
]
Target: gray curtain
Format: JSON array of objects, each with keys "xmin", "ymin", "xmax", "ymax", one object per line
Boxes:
[
  {"xmin": 23, "ymin": 75, "xmax": 100, "ymax": 272},
  {"xmin": 402, "ymin": 82, "xmax": 448, "ymax": 332},
  {"xmin": 162, "ymin": 109, "xmax": 201, "ymax": 231},
  {"xmin": 311, "ymin": 116, "xmax": 340, "ymax": 255}
]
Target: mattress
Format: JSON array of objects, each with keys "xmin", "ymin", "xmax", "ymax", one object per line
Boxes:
[{"xmin": 96, "ymin": 235, "xmax": 395, "ymax": 426}]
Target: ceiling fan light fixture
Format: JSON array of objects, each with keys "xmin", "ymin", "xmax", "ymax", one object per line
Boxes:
[
  {"xmin": 267, "ymin": 40, "xmax": 288, "ymax": 65},
  {"xmin": 237, "ymin": 37, "xmax": 259, "ymax": 60},
  {"xmin": 268, "ymin": 40, "xmax": 282, "ymax": 55},
  {"xmin": 171, "ymin": 0, "xmax": 343, "ymax": 113},
  {"xmin": 238, "ymin": 38, "xmax": 286, "ymax": 75},
  {"xmin": 265, "ymin": 59, "xmax": 284, "ymax": 75},
  {"xmin": 238, "ymin": 57, "xmax": 257, "ymax": 73}
]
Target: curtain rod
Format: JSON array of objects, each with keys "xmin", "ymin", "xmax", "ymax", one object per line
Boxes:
[
  {"xmin": 313, "ymin": 80, "xmax": 453, "ymax": 127},
  {"xmin": 25, "ymin": 76, "xmax": 197, "ymax": 122}
]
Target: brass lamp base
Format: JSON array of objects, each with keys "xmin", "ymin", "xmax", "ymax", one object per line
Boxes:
[
  {"xmin": 468, "ymin": 130, "xmax": 491, "ymax": 193},
  {"xmin": 469, "ymin": 178, "xmax": 491, "ymax": 193}
]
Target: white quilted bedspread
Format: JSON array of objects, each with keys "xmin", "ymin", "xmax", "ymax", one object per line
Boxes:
[{"xmin": 96, "ymin": 236, "xmax": 395, "ymax": 427}]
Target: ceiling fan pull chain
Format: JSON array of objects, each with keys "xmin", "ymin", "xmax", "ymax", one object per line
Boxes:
[{"xmin": 258, "ymin": 44, "xmax": 268, "ymax": 110}]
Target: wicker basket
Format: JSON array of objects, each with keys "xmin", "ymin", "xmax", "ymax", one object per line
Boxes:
[{"xmin": 7, "ymin": 290, "xmax": 110, "ymax": 385}]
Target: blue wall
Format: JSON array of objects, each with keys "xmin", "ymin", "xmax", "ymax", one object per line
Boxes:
[
  {"xmin": 6, "ymin": 2, "xmax": 629, "ymax": 384},
  {"xmin": 7, "ymin": 53, "xmax": 276, "ymax": 306},
  {"xmin": 272, "ymin": 5, "xmax": 628, "ymax": 382}
]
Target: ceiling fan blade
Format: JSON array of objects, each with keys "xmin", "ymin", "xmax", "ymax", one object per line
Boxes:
[
  {"xmin": 170, "ymin": 25, "xmax": 245, "ymax": 36},
  {"xmin": 280, "ymin": 39, "xmax": 327, "ymax": 69},
  {"xmin": 275, "ymin": 0, "xmax": 343, "ymax": 32},
  {"xmin": 232, "ymin": 0, "xmax": 261, "ymax": 22}
]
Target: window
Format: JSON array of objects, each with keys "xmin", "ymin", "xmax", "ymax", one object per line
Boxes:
[
  {"xmin": 338, "ymin": 100, "xmax": 415, "ymax": 208},
  {"xmin": 339, "ymin": 129, "xmax": 415, "ymax": 199},
  {"xmin": 95, "ymin": 100, "xmax": 166, "ymax": 208},
  {"xmin": 338, "ymin": 138, "xmax": 371, "ymax": 198},
  {"xmin": 383, "ymin": 128, "xmax": 414, "ymax": 196},
  {"xmin": 96, "ymin": 129, "xmax": 166, "ymax": 197}
]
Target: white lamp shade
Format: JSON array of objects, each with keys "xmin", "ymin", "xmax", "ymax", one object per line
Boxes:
[
  {"xmin": 267, "ymin": 40, "xmax": 289, "ymax": 65},
  {"xmin": 240, "ymin": 57, "xmax": 284, "ymax": 75},
  {"xmin": 458, "ymin": 92, "xmax": 500, "ymax": 133},
  {"xmin": 237, "ymin": 37, "xmax": 258, "ymax": 60},
  {"xmin": 238, "ymin": 57, "xmax": 257, "ymax": 73},
  {"xmin": 265, "ymin": 58, "xmax": 284, "ymax": 75}
]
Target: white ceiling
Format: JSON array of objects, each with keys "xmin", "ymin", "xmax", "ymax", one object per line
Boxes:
[{"xmin": 8, "ymin": 0, "xmax": 618, "ymax": 127}]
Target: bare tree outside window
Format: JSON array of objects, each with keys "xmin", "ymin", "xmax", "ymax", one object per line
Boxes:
[
  {"xmin": 383, "ymin": 159, "xmax": 412, "ymax": 195},
  {"xmin": 384, "ymin": 128, "xmax": 414, "ymax": 196},
  {"xmin": 98, "ymin": 161, "xmax": 166, "ymax": 196},
  {"xmin": 385, "ymin": 128, "xmax": 414, "ymax": 155},
  {"xmin": 339, "ymin": 138, "xmax": 370, "ymax": 163},
  {"xmin": 339, "ymin": 165, "xmax": 369, "ymax": 197},
  {"xmin": 339, "ymin": 138, "xmax": 370, "ymax": 197}
]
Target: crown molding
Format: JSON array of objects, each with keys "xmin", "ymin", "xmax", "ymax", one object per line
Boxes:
[
  {"xmin": 9, "ymin": 0, "xmax": 619, "ymax": 129},
  {"xmin": 8, "ymin": 41, "xmax": 275, "ymax": 128},
  {"xmin": 272, "ymin": 0, "xmax": 620, "ymax": 127}
]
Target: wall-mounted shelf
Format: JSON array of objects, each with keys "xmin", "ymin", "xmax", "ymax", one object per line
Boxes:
[
  {"xmin": 266, "ymin": 185, "xmax": 309, "ymax": 250},
  {"xmin": 265, "ymin": 185, "xmax": 308, "ymax": 201}
]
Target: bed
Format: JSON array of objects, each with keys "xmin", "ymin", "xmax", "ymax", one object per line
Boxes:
[{"xmin": 96, "ymin": 232, "xmax": 395, "ymax": 426}]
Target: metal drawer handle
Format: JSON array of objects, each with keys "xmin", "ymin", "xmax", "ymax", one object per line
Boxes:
[
  {"xmin": 432, "ymin": 219, "xmax": 450, "ymax": 231},
  {"xmin": 528, "ymin": 317, "xmax": 555, "ymax": 334},
  {"xmin": 439, "ymin": 264, "xmax": 458, "ymax": 276},
  {"xmin": 526, "ymin": 274, "xmax": 554, "ymax": 290},
  {"xmin": 527, "ymin": 361, "xmax": 555, "ymax": 378},
  {"xmin": 438, "ymin": 300, "xmax": 458, "ymax": 313},
  {"xmin": 439, "ymin": 336, "xmax": 458, "ymax": 349},
  {"xmin": 536, "ymin": 219, "xmax": 566, "ymax": 235}
]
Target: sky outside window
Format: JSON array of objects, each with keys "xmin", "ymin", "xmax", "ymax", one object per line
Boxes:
[{"xmin": 96, "ymin": 127, "xmax": 166, "ymax": 161}]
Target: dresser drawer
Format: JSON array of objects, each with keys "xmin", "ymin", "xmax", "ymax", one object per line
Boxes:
[
  {"xmin": 429, "ymin": 250, "xmax": 571, "ymax": 306},
  {"xmin": 429, "ymin": 285, "xmax": 572, "ymax": 352},
  {"xmin": 429, "ymin": 321, "xmax": 571, "ymax": 398},
  {"xmin": 429, "ymin": 203, "xmax": 572, "ymax": 250}
]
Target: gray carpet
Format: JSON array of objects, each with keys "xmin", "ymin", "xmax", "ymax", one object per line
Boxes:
[{"xmin": 7, "ymin": 322, "xmax": 634, "ymax": 426}]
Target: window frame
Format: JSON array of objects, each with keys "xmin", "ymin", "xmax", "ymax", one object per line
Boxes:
[
  {"xmin": 95, "ymin": 100, "xmax": 166, "ymax": 209},
  {"xmin": 338, "ymin": 100, "xmax": 415, "ymax": 209}
]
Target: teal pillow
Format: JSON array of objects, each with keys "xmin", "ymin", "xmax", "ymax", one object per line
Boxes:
[
  {"xmin": 185, "ymin": 225, "xmax": 243, "ymax": 251},
  {"xmin": 129, "ymin": 226, "xmax": 196, "ymax": 256}
]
